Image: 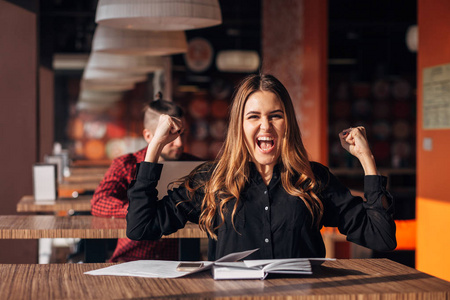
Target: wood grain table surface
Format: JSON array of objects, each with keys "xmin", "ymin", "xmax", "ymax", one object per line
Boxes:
[
  {"xmin": 62, "ymin": 167, "xmax": 106, "ymax": 184},
  {"xmin": 17, "ymin": 195, "xmax": 92, "ymax": 213},
  {"xmin": 57, "ymin": 167, "xmax": 107, "ymax": 191},
  {"xmin": 58, "ymin": 180, "xmax": 101, "ymax": 192},
  {"xmin": 0, "ymin": 215, "xmax": 207, "ymax": 239},
  {"xmin": 62, "ymin": 173, "xmax": 104, "ymax": 183},
  {"xmin": 68, "ymin": 166, "xmax": 107, "ymax": 176},
  {"xmin": 70, "ymin": 159, "xmax": 112, "ymax": 168},
  {"xmin": 0, "ymin": 259, "xmax": 449, "ymax": 299}
]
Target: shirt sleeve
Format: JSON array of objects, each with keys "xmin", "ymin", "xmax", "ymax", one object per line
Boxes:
[
  {"xmin": 90, "ymin": 157, "xmax": 132, "ymax": 218},
  {"xmin": 315, "ymin": 163, "xmax": 397, "ymax": 252},
  {"xmin": 126, "ymin": 162, "xmax": 204, "ymax": 241}
]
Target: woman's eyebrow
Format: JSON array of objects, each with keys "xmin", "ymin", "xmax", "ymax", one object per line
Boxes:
[
  {"xmin": 245, "ymin": 109, "xmax": 284, "ymax": 116},
  {"xmin": 270, "ymin": 109, "xmax": 284, "ymax": 114},
  {"xmin": 245, "ymin": 110, "xmax": 261, "ymax": 115}
]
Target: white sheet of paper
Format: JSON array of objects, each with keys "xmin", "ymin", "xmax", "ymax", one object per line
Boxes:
[
  {"xmin": 84, "ymin": 249, "xmax": 259, "ymax": 278},
  {"xmin": 85, "ymin": 260, "xmax": 214, "ymax": 278}
]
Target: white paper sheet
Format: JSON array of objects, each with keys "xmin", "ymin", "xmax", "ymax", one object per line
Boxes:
[
  {"xmin": 84, "ymin": 248, "xmax": 259, "ymax": 278},
  {"xmin": 85, "ymin": 260, "xmax": 214, "ymax": 278}
]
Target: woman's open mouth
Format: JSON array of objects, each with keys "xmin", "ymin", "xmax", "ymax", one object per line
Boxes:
[{"xmin": 257, "ymin": 136, "xmax": 275, "ymax": 153}]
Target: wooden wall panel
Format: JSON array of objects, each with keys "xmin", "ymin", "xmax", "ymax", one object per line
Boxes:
[
  {"xmin": 39, "ymin": 66, "xmax": 55, "ymax": 161},
  {"xmin": 262, "ymin": 0, "xmax": 328, "ymax": 164},
  {"xmin": 0, "ymin": 0, "xmax": 39, "ymax": 263}
]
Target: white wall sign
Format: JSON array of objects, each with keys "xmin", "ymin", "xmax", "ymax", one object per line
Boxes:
[{"xmin": 423, "ymin": 63, "xmax": 450, "ymax": 129}]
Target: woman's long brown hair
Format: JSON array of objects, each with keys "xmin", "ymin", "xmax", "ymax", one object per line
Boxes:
[{"xmin": 185, "ymin": 74, "xmax": 323, "ymax": 239}]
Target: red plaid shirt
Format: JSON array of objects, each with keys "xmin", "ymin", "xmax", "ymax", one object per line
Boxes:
[{"xmin": 91, "ymin": 148, "xmax": 199, "ymax": 262}]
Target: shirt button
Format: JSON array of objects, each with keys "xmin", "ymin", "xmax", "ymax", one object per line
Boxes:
[
  {"xmin": 265, "ymin": 206, "xmax": 269, "ymax": 211},
  {"xmin": 264, "ymin": 238, "xmax": 269, "ymax": 243},
  {"xmin": 264, "ymin": 190, "xmax": 267, "ymax": 194}
]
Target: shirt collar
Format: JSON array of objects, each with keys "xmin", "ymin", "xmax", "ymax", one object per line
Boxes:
[{"xmin": 248, "ymin": 162, "xmax": 282, "ymax": 187}]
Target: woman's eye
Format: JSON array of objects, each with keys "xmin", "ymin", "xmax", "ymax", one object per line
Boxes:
[{"xmin": 270, "ymin": 114, "xmax": 283, "ymax": 119}]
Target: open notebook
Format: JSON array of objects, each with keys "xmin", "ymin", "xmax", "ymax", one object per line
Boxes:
[
  {"xmin": 85, "ymin": 248, "xmax": 334, "ymax": 279},
  {"xmin": 156, "ymin": 161, "xmax": 205, "ymax": 197}
]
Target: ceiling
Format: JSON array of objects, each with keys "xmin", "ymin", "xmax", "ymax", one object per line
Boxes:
[
  {"xmin": 39, "ymin": 0, "xmax": 416, "ymax": 79},
  {"xmin": 39, "ymin": 0, "xmax": 261, "ymax": 65},
  {"xmin": 328, "ymin": 0, "xmax": 417, "ymax": 80}
]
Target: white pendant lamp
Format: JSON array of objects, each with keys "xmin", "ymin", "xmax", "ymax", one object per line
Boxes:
[
  {"xmin": 77, "ymin": 91, "xmax": 124, "ymax": 112},
  {"xmin": 95, "ymin": 0, "xmax": 222, "ymax": 31},
  {"xmin": 81, "ymin": 80, "xmax": 136, "ymax": 92},
  {"xmin": 82, "ymin": 67, "xmax": 148, "ymax": 84},
  {"xmin": 76, "ymin": 101, "xmax": 115, "ymax": 112},
  {"xmin": 405, "ymin": 25, "xmax": 418, "ymax": 53},
  {"xmin": 92, "ymin": 25, "xmax": 187, "ymax": 55},
  {"xmin": 79, "ymin": 90, "xmax": 124, "ymax": 103},
  {"xmin": 216, "ymin": 50, "xmax": 260, "ymax": 73},
  {"xmin": 87, "ymin": 52, "xmax": 166, "ymax": 73}
]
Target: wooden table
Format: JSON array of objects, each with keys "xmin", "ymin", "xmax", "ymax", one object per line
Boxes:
[
  {"xmin": 17, "ymin": 195, "xmax": 91, "ymax": 213},
  {"xmin": 71, "ymin": 159, "xmax": 112, "ymax": 167},
  {"xmin": 0, "ymin": 215, "xmax": 207, "ymax": 262},
  {"xmin": 66, "ymin": 167, "xmax": 107, "ymax": 182},
  {"xmin": 69, "ymin": 166, "xmax": 108, "ymax": 175},
  {"xmin": 62, "ymin": 174, "xmax": 104, "ymax": 183},
  {"xmin": 0, "ymin": 259, "xmax": 449, "ymax": 299},
  {"xmin": 0, "ymin": 215, "xmax": 206, "ymax": 239},
  {"xmin": 57, "ymin": 167, "xmax": 106, "ymax": 196},
  {"xmin": 59, "ymin": 180, "xmax": 100, "ymax": 192},
  {"xmin": 57, "ymin": 178, "xmax": 103, "ymax": 198}
]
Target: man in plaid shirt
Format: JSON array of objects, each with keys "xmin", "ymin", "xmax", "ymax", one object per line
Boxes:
[{"xmin": 91, "ymin": 97, "xmax": 200, "ymax": 262}]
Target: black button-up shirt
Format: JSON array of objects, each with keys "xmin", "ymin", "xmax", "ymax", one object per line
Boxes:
[{"xmin": 127, "ymin": 162, "xmax": 396, "ymax": 260}]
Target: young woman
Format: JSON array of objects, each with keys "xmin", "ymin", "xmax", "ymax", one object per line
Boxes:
[{"xmin": 126, "ymin": 74, "xmax": 396, "ymax": 260}]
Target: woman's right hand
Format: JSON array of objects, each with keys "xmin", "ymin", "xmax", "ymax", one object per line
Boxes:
[
  {"xmin": 144, "ymin": 114, "xmax": 184, "ymax": 162},
  {"xmin": 152, "ymin": 114, "xmax": 184, "ymax": 145}
]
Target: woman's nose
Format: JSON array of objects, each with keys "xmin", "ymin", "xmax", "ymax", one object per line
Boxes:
[{"xmin": 260, "ymin": 118, "xmax": 270, "ymax": 130}]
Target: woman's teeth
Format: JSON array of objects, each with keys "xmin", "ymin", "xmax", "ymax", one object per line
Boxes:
[{"xmin": 257, "ymin": 137, "xmax": 274, "ymax": 150}]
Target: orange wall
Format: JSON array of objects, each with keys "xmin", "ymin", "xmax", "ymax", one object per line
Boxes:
[
  {"xmin": 417, "ymin": 0, "xmax": 450, "ymax": 280},
  {"xmin": 302, "ymin": 0, "xmax": 328, "ymax": 165}
]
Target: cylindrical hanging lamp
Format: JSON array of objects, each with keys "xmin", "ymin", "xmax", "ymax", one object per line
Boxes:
[
  {"xmin": 87, "ymin": 52, "xmax": 166, "ymax": 73},
  {"xmin": 216, "ymin": 50, "xmax": 260, "ymax": 73},
  {"xmin": 82, "ymin": 67, "xmax": 148, "ymax": 84},
  {"xmin": 81, "ymin": 80, "xmax": 136, "ymax": 92},
  {"xmin": 92, "ymin": 25, "xmax": 187, "ymax": 55},
  {"xmin": 77, "ymin": 101, "xmax": 115, "ymax": 112},
  {"xmin": 79, "ymin": 90, "xmax": 124, "ymax": 103},
  {"xmin": 405, "ymin": 25, "xmax": 418, "ymax": 53},
  {"xmin": 95, "ymin": 0, "xmax": 222, "ymax": 31}
]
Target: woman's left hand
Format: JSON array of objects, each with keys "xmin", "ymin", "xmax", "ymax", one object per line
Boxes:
[
  {"xmin": 339, "ymin": 126, "xmax": 371, "ymax": 159},
  {"xmin": 339, "ymin": 126, "xmax": 378, "ymax": 175}
]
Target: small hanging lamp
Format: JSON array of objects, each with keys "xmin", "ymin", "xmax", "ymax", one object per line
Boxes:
[
  {"xmin": 92, "ymin": 25, "xmax": 188, "ymax": 55},
  {"xmin": 81, "ymin": 80, "xmax": 136, "ymax": 92},
  {"xmin": 76, "ymin": 101, "xmax": 115, "ymax": 112},
  {"xmin": 78, "ymin": 90, "xmax": 124, "ymax": 103},
  {"xmin": 87, "ymin": 52, "xmax": 166, "ymax": 73},
  {"xmin": 95, "ymin": 0, "xmax": 222, "ymax": 31},
  {"xmin": 216, "ymin": 50, "xmax": 260, "ymax": 73},
  {"xmin": 82, "ymin": 67, "xmax": 148, "ymax": 84}
]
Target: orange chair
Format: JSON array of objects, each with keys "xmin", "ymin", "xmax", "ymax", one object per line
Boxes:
[{"xmin": 394, "ymin": 219, "xmax": 416, "ymax": 251}]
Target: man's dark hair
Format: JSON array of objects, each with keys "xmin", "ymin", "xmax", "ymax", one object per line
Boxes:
[{"xmin": 143, "ymin": 92, "xmax": 184, "ymax": 132}]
